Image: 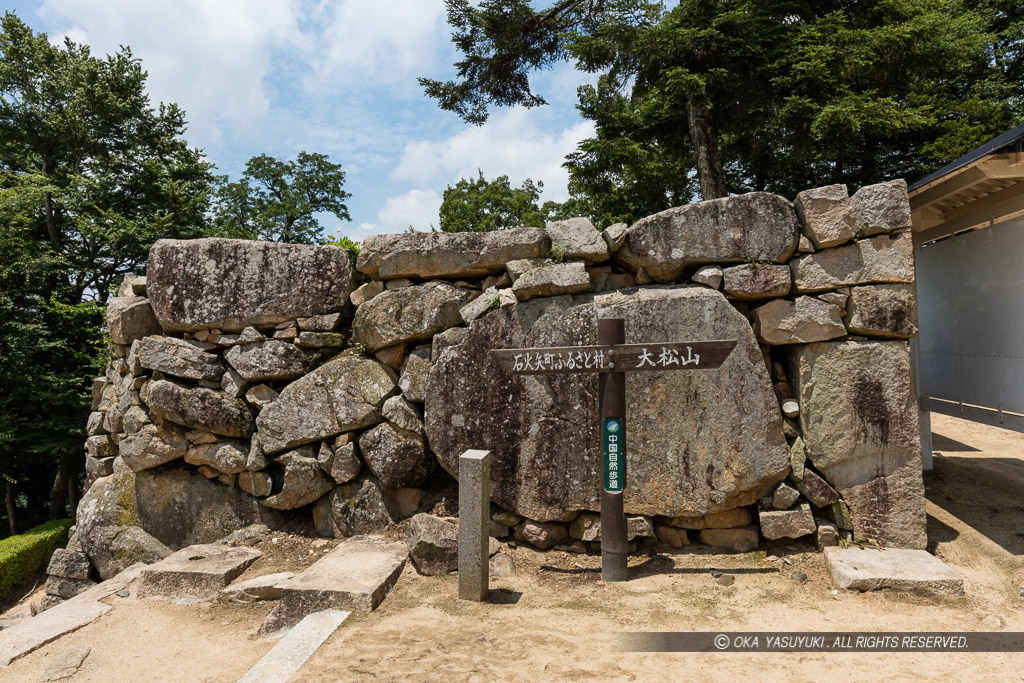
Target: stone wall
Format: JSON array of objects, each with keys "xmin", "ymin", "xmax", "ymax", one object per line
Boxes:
[{"xmin": 71, "ymin": 179, "xmax": 925, "ymax": 595}]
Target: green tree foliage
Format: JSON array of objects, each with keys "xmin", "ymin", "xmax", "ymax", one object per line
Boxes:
[
  {"xmin": 0, "ymin": 13, "xmax": 217, "ymax": 534},
  {"xmin": 425, "ymin": 1, "xmax": 1024, "ymax": 223},
  {"xmin": 439, "ymin": 170, "xmax": 548, "ymax": 232},
  {"xmin": 213, "ymin": 152, "xmax": 351, "ymax": 244}
]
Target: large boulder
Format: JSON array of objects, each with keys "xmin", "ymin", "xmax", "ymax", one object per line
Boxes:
[
  {"xmin": 107, "ymin": 297, "xmax": 162, "ymax": 345},
  {"xmin": 405, "ymin": 513, "xmax": 459, "ymax": 575},
  {"xmin": 511, "ymin": 262, "xmax": 591, "ymax": 302},
  {"xmin": 351, "ymin": 281, "xmax": 476, "ymax": 352},
  {"xmin": 791, "ymin": 232, "xmax": 914, "ymax": 293},
  {"xmin": 545, "ymin": 217, "xmax": 609, "ymax": 264},
  {"xmin": 845, "ymin": 283, "xmax": 918, "ymax": 339},
  {"xmin": 262, "ymin": 450, "xmax": 335, "ymax": 510},
  {"xmin": 616, "ymin": 193, "xmax": 799, "ymax": 282},
  {"xmin": 224, "ymin": 340, "xmax": 317, "ymax": 382},
  {"xmin": 721, "ymin": 263, "xmax": 791, "ymax": 300},
  {"xmin": 118, "ymin": 421, "xmax": 191, "ymax": 471},
  {"xmin": 424, "ymin": 286, "xmax": 790, "ymax": 521},
  {"xmin": 356, "ymin": 228, "xmax": 549, "ymax": 280},
  {"xmin": 793, "ymin": 184, "xmax": 857, "ymax": 249},
  {"xmin": 133, "ymin": 336, "xmax": 224, "ymax": 381},
  {"xmin": 142, "ymin": 379, "xmax": 255, "ymax": 438},
  {"xmin": 850, "ymin": 179, "xmax": 912, "ymax": 238},
  {"xmin": 359, "ymin": 422, "xmax": 433, "ymax": 488},
  {"xmin": 146, "ymin": 238, "xmax": 353, "ymax": 332},
  {"xmin": 255, "ymin": 355, "xmax": 396, "ymax": 454},
  {"xmin": 76, "ymin": 459, "xmax": 172, "ymax": 579},
  {"xmin": 134, "ymin": 466, "xmax": 282, "ymax": 548},
  {"xmin": 312, "ymin": 475, "xmax": 391, "ymax": 537},
  {"xmin": 752, "ymin": 296, "xmax": 846, "ymax": 345},
  {"xmin": 786, "ymin": 341, "xmax": 926, "ymax": 548}
]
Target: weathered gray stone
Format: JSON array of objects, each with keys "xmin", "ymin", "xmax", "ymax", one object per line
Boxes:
[
  {"xmin": 616, "ymin": 193, "xmax": 799, "ymax": 282},
  {"xmin": 224, "ymin": 340, "xmax": 317, "ymax": 382},
  {"xmin": 816, "ymin": 519, "xmax": 840, "ymax": 548},
  {"xmin": 259, "ymin": 537, "xmax": 406, "ymax": 635},
  {"xmin": 106, "ymin": 296, "xmax": 162, "ymax": 345},
  {"xmin": 244, "ymin": 612, "xmax": 351, "ymax": 683},
  {"xmin": 350, "ymin": 281, "xmax": 385, "ymax": 307},
  {"xmin": 117, "ymin": 422, "xmax": 188, "ymax": 471},
  {"xmin": 255, "ymin": 355, "xmax": 396, "ymax": 454},
  {"xmin": 85, "ymin": 456, "xmax": 115, "ymax": 480},
  {"xmin": 382, "ymin": 395, "xmax": 424, "ymax": 435},
  {"xmin": 824, "ymin": 547, "xmax": 963, "ymax": 596},
  {"xmin": 222, "ymin": 571, "xmax": 295, "ymax": 603},
  {"xmin": 569, "ymin": 511, "xmax": 601, "ymax": 541},
  {"xmin": 545, "ymin": 217, "xmax": 609, "ymax": 264},
  {"xmin": 352, "ymin": 281, "xmax": 475, "ymax": 352},
  {"xmin": 655, "ymin": 525, "xmax": 689, "ymax": 548},
  {"xmin": 602, "ymin": 222, "xmax": 628, "ymax": 253},
  {"xmin": 86, "ymin": 411, "xmax": 107, "ymax": 437},
  {"xmin": 47, "ymin": 549, "xmax": 92, "ymax": 581},
  {"xmin": 845, "ymin": 283, "xmax": 917, "ymax": 338},
  {"xmin": 759, "ymin": 503, "xmax": 815, "ymax": 540},
  {"xmin": 76, "ymin": 460, "xmax": 173, "ymax": 579},
  {"xmin": 786, "ymin": 341, "xmax": 925, "ymax": 548},
  {"xmin": 692, "ymin": 266, "xmax": 723, "ymax": 290},
  {"xmin": 698, "ymin": 526, "xmax": 759, "ymax": 552},
  {"xmin": 798, "ymin": 468, "xmax": 839, "ymax": 507},
  {"xmin": 137, "ymin": 544, "xmax": 262, "ymax": 600},
  {"xmin": 142, "ymin": 379, "xmax": 255, "ymax": 438},
  {"xmin": 295, "ymin": 331, "xmax": 346, "ymax": 348},
  {"xmin": 424, "ymin": 287, "xmax": 789, "ymax": 521},
  {"xmin": 238, "ymin": 470, "xmax": 273, "ymax": 498},
  {"xmin": 386, "ymin": 278, "xmax": 413, "ymax": 290},
  {"xmin": 262, "ymin": 451, "xmax": 335, "ymax": 510},
  {"xmin": 511, "ymin": 261, "xmax": 591, "ymax": 301},
  {"xmin": 374, "ymin": 343, "xmax": 406, "ymax": 369},
  {"xmin": 753, "ymin": 296, "xmax": 846, "ymax": 345},
  {"xmin": 220, "ymin": 368, "xmax": 247, "ymax": 398},
  {"xmin": 358, "ymin": 422, "xmax": 433, "ymax": 488},
  {"xmin": 794, "ymin": 184, "xmax": 857, "ymax": 249},
  {"xmin": 39, "ymin": 644, "xmax": 92, "ymax": 681},
  {"xmin": 85, "ymin": 435, "xmax": 116, "ymax": 460},
  {"xmin": 459, "ymin": 286, "xmax": 500, "ymax": 324},
  {"xmin": 851, "ymin": 179, "xmax": 912, "ymax": 238},
  {"xmin": 458, "ymin": 450, "xmax": 490, "ymax": 601},
  {"xmin": 405, "ymin": 513, "xmax": 458, "ymax": 576},
  {"xmin": 44, "ymin": 576, "xmax": 95, "ymax": 600},
  {"xmin": 431, "ymin": 327, "xmax": 470, "ymax": 362},
  {"xmin": 817, "ymin": 290, "xmax": 849, "ymax": 310},
  {"xmin": 147, "ymin": 238, "xmax": 353, "ymax": 332},
  {"xmin": 505, "ymin": 258, "xmax": 548, "ymax": 283},
  {"xmin": 298, "ymin": 312, "xmax": 342, "ymax": 331},
  {"xmin": 356, "ymin": 228, "xmax": 549, "ymax": 280},
  {"xmin": 514, "ymin": 520, "xmax": 569, "ymax": 549},
  {"xmin": 312, "ymin": 475, "xmax": 390, "ymax": 538},
  {"xmin": 135, "ymin": 336, "xmax": 224, "ymax": 381},
  {"xmin": 791, "ymin": 232, "xmax": 914, "ymax": 293},
  {"xmin": 184, "ymin": 439, "xmax": 248, "ymax": 474},
  {"xmin": 721, "ymin": 263, "xmax": 791, "ymax": 300},
  {"xmin": 325, "ymin": 435, "xmax": 361, "ymax": 484},
  {"xmin": 770, "ymin": 482, "xmax": 800, "ymax": 510},
  {"xmin": 132, "ymin": 466, "xmax": 282, "ymax": 550},
  {"xmin": 0, "ymin": 600, "xmax": 110, "ymax": 666}
]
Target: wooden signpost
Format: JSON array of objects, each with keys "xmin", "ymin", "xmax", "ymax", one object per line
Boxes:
[{"xmin": 490, "ymin": 318, "xmax": 737, "ymax": 582}]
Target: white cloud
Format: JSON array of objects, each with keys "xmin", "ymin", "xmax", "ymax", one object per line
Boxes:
[
  {"xmin": 392, "ymin": 107, "xmax": 596, "ymax": 202},
  {"xmin": 308, "ymin": 0, "xmax": 448, "ymax": 94},
  {"xmin": 39, "ymin": 0, "xmax": 303, "ymax": 151},
  {"xmin": 376, "ymin": 189, "xmax": 442, "ymax": 233}
]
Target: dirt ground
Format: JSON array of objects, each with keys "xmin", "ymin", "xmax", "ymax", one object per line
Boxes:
[{"xmin": 2, "ymin": 413, "xmax": 1023, "ymax": 682}]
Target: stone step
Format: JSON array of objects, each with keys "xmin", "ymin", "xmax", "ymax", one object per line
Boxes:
[
  {"xmin": 238, "ymin": 610, "xmax": 350, "ymax": 683},
  {"xmin": 259, "ymin": 536, "xmax": 406, "ymax": 636},
  {"xmin": 0, "ymin": 601, "xmax": 109, "ymax": 667},
  {"xmin": 824, "ymin": 547, "xmax": 964, "ymax": 596},
  {"xmin": 137, "ymin": 544, "xmax": 262, "ymax": 600}
]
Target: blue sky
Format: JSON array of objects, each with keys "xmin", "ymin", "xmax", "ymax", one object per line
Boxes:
[{"xmin": 6, "ymin": 0, "xmax": 595, "ymax": 239}]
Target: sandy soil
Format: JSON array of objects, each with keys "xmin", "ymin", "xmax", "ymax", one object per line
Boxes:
[{"xmin": 2, "ymin": 413, "xmax": 1023, "ymax": 682}]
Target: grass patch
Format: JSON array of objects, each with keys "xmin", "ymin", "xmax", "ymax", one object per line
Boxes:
[{"xmin": 0, "ymin": 518, "xmax": 72, "ymax": 598}]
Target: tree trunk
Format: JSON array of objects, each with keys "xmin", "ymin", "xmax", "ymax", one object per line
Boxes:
[
  {"xmin": 49, "ymin": 452, "xmax": 73, "ymax": 519},
  {"xmin": 67, "ymin": 474, "xmax": 79, "ymax": 519},
  {"xmin": 5, "ymin": 483, "xmax": 17, "ymax": 537},
  {"xmin": 686, "ymin": 97, "xmax": 728, "ymax": 200},
  {"xmin": 41, "ymin": 159, "xmax": 62, "ymax": 250}
]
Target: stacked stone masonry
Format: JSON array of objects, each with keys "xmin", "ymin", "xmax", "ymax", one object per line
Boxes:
[{"xmin": 66, "ymin": 179, "xmax": 925, "ymax": 600}]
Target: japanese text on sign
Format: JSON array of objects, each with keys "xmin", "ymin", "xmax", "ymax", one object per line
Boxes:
[
  {"xmin": 512, "ymin": 349, "xmax": 607, "ymax": 373},
  {"xmin": 635, "ymin": 345, "xmax": 700, "ymax": 368}
]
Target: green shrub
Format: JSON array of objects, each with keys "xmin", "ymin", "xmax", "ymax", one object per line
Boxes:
[{"xmin": 0, "ymin": 518, "xmax": 73, "ymax": 598}]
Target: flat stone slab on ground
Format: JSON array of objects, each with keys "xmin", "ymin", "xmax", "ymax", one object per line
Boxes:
[
  {"xmin": 824, "ymin": 547, "xmax": 964, "ymax": 596},
  {"xmin": 223, "ymin": 572, "xmax": 295, "ymax": 603},
  {"xmin": 0, "ymin": 601, "xmax": 109, "ymax": 666},
  {"xmin": 260, "ymin": 535, "xmax": 406, "ymax": 636},
  {"xmin": 137, "ymin": 544, "xmax": 262, "ymax": 600},
  {"xmin": 40, "ymin": 645, "xmax": 91, "ymax": 681},
  {"xmin": 239, "ymin": 610, "xmax": 350, "ymax": 683}
]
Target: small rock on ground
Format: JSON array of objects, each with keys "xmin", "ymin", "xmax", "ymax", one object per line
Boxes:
[{"xmin": 40, "ymin": 645, "xmax": 90, "ymax": 681}]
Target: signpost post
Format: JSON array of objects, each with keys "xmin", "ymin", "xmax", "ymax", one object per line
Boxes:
[{"xmin": 490, "ymin": 318, "xmax": 736, "ymax": 582}]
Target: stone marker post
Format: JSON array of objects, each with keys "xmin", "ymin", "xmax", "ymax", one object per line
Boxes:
[{"xmin": 458, "ymin": 449, "xmax": 491, "ymax": 601}]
